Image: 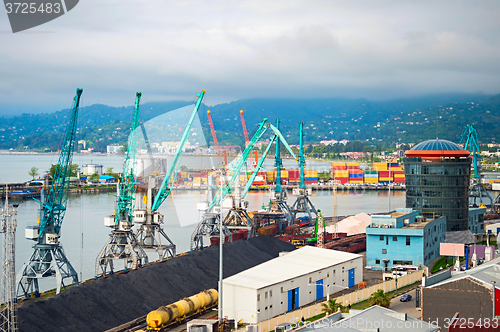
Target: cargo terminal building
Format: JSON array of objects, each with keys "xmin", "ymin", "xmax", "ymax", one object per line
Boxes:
[{"xmin": 222, "ymin": 246, "xmax": 363, "ymax": 324}]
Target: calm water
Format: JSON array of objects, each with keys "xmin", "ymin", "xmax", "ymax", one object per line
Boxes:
[{"xmin": 1, "ymin": 154, "xmax": 405, "ymax": 292}]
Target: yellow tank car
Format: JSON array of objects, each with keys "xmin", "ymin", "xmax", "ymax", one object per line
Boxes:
[{"xmin": 147, "ymin": 289, "xmax": 218, "ymax": 330}]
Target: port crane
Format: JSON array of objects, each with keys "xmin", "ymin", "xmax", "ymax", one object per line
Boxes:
[
  {"xmin": 190, "ymin": 118, "xmax": 270, "ymax": 250},
  {"xmin": 207, "ymin": 110, "xmax": 226, "ymax": 166},
  {"xmin": 459, "ymin": 123, "xmax": 493, "ymax": 207},
  {"xmin": 267, "ymin": 119, "xmax": 298, "ymax": 225},
  {"xmin": 96, "ymin": 92, "xmax": 149, "ymax": 276},
  {"xmin": 290, "ymin": 122, "xmax": 318, "ymax": 223},
  {"xmin": 134, "ymin": 90, "xmax": 206, "ymax": 260},
  {"xmin": 240, "ymin": 110, "xmax": 258, "ymax": 167},
  {"xmin": 17, "ymin": 89, "xmax": 82, "ymax": 298}
]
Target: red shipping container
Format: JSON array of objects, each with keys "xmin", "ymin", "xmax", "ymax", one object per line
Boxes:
[
  {"xmin": 345, "ymin": 166, "xmax": 359, "ymax": 170},
  {"xmin": 334, "ymin": 177, "xmax": 349, "ymax": 184},
  {"xmin": 331, "ymin": 166, "xmax": 347, "ymax": 170},
  {"xmin": 257, "ymin": 224, "xmax": 280, "ymax": 236},
  {"xmin": 286, "ymin": 224, "xmax": 300, "ymax": 235},
  {"xmin": 378, "ymin": 171, "xmax": 390, "ymax": 177},
  {"xmin": 349, "ymin": 170, "xmax": 364, "ymax": 175},
  {"xmin": 304, "ymin": 180, "xmax": 317, "ymax": 184},
  {"xmin": 392, "ymin": 170, "xmax": 404, "ymax": 175}
]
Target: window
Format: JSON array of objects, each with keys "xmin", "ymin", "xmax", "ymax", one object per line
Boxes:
[
  {"xmin": 270, "ymin": 290, "xmax": 272, "ymax": 297},
  {"xmin": 280, "ymin": 287, "xmax": 283, "ymax": 293},
  {"xmin": 380, "ymin": 235, "xmax": 384, "ymax": 241},
  {"xmin": 257, "ymin": 294, "xmax": 260, "ymax": 301},
  {"xmin": 406, "ymin": 236, "xmax": 411, "ymax": 246},
  {"xmin": 309, "ymin": 277, "xmax": 312, "ymax": 283},
  {"xmin": 270, "ymin": 305, "xmax": 273, "ymax": 308},
  {"xmin": 382, "ymin": 249, "xmax": 387, "ymax": 254},
  {"xmin": 265, "ymin": 307, "xmax": 268, "ymax": 310},
  {"xmin": 265, "ymin": 292, "xmax": 268, "ymax": 298},
  {"xmin": 333, "ymin": 269, "xmax": 336, "ymax": 274},
  {"xmin": 393, "ymin": 236, "xmax": 397, "ymax": 241},
  {"xmin": 386, "ymin": 236, "xmax": 389, "ymax": 245},
  {"xmin": 376, "ymin": 259, "xmax": 380, "ymax": 264},
  {"xmin": 327, "ymin": 272, "xmax": 330, "ymax": 278}
]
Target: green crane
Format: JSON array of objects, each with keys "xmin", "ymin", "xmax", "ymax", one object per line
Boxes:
[
  {"xmin": 290, "ymin": 122, "xmax": 317, "ymax": 223},
  {"xmin": 190, "ymin": 118, "xmax": 269, "ymax": 250},
  {"xmin": 134, "ymin": 90, "xmax": 205, "ymax": 260},
  {"xmin": 459, "ymin": 123, "xmax": 492, "ymax": 207},
  {"xmin": 95, "ymin": 92, "xmax": 149, "ymax": 276},
  {"xmin": 17, "ymin": 88, "xmax": 82, "ymax": 298}
]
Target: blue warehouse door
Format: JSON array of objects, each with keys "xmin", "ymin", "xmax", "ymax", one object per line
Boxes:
[
  {"xmin": 316, "ymin": 279, "xmax": 324, "ymax": 301},
  {"xmin": 288, "ymin": 287, "xmax": 300, "ymax": 311},
  {"xmin": 294, "ymin": 287, "xmax": 299, "ymax": 309},
  {"xmin": 348, "ymin": 268, "xmax": 355, "ymax": 288}
]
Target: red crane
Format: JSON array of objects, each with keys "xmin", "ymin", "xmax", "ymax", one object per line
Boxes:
[
  {"xmin": 207, "ymin": 110, "xmax": 226, "ymax": 166},
  {"xmin": 240, "ymin": 110, "xmax": 258, "ymax": 167}
]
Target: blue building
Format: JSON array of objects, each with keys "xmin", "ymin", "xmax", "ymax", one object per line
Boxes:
[
  {"xmin": 469, "ymin": 207, "xmax": 486, "ymax": 234},
  {"xmin": 366, "ymin": 208, "xmax": 447, "ymax": 271}
]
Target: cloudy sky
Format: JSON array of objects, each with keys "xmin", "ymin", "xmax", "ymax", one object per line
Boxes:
[{"xmin": 1, "ymin": 0, "xmax": 500, "ymax": 114}]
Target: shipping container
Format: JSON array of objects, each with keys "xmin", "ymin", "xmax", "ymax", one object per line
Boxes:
[
  {"xmin": 334, "ymin": 170, "xmax": 349, "ymax": 177},
  {"xmin": 334, "ymin": 177, "xmax": 349, "ymax": 184},
  {"xmin": 364, "ymin": 177, "xmax": 378, "ymax": 183},
  {"xmin": 257, "ymin": 224, "xmax": 280, "ymax": 236}
]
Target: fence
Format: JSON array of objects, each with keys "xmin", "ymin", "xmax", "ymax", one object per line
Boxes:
[{"xmin": 256, "ymin": 270, "xmax": 423, "ymax": 332}]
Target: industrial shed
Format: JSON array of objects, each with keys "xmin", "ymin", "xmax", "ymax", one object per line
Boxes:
[{"xmin": 222, "ymin": 246, "xmax": 363, "ymax": 324}]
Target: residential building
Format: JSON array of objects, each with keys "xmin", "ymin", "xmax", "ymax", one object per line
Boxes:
[{"xmin": 366, "ymin": 208, "xmax": 447, "ymax": 271}]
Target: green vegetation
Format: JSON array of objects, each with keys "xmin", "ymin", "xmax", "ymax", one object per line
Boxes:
[
  {"xmin": 321, "ymin": 298, "xmax": 344, "ymax": 314},
  {"xmin": 368, "ymin": 289, "xmax": 391, "ymax": 308},
  {"xmin": 28, "ymin": 166, "xmax": 39, "ymax": 179},
  {"xmin": 49, "ymin": 163, "xmax": 80, "ymax": 178},
  {"xmin": 2, "ymin": 93, "xmax": 496, "ymax": 151},
  {"xmin": 431, "ymin": 256, "xmax": 466, "ymax": 274}
]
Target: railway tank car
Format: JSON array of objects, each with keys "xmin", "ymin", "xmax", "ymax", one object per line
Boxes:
[{"xmin": 146, "ymin": 289, "xmax": 218, "ymax": 330}]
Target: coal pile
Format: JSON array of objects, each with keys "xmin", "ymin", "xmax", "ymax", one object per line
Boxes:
[{"xmin": 18, "ymin": 236, "xmax": 295, "ymax": 332}]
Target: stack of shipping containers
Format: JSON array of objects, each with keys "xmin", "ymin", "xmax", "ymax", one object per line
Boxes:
[
  {"xmin": 304, "ymin": 169, "xmax": 318, "ymax": 184},
  {"xmin": 349, "ymin": 169, "xmax": 364, "ymax": 184},
  {"xmin": 288, "ymin": 169, "xmax": 300, "ymax": 184},
  {"xmin": 364, "ymin": 170, "xmax": 378, "ymax": 183}
]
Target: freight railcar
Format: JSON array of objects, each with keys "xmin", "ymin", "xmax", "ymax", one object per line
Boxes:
[{"xmin": 146, "ymin": 289, "xmax": 218, "ymax": 331}]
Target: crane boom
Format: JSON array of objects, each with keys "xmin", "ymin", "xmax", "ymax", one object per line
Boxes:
[
  {"xmin": 39, "ymin": 88, "xmax": 83, "ymax": 237},
  {"xmin": 241, "ymin": 135, "xmax": 276, "ymax": 198},
  {"xmin": 298, "ymin": 122, "xmax": 306, "ymax": 189},
  {"xmin": 152, "ymin": 90, "xmax": 205, "ymax": 211},
  {"xmin": 240, "ymin": 110, "xmax": 250, "ymax": 143},
  {"xmin": 208, "ymin": 118, "xmax": 268, "ymax": 211},
  {"xmin": 115, "ymin": 92, "xmax": 142, "ymax": 225}
]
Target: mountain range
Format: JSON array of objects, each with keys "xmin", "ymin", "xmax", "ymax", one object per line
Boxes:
[{"xmin": 1, "ymin": 93, "xmax": 498, "ymax": 152}]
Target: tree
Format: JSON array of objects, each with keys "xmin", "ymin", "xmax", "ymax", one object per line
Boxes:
[
  {"xmin": 321, "ymin": 298, "xmax": 344, "ymax": 315},
  {"xmin": 180, "ymin": 165, "xmax": 188, "ymax": 171},
  {"xmin": 89, "ymin": 173, "xmax": 100, "ymax": 183},
  {"xmin": 28, "ymin": 166, "xmax": 39, "ymax": 180},
  {"xmin": 105, "ymin": 167, "xmax": 114, "ymax": 174},
  {"xmin": 49, "ymin": 163, "xmax": 80, "ymax": 178},
  {"xmin": 368, "ymin": 289, "xmax": 391, "ymax": 308}
]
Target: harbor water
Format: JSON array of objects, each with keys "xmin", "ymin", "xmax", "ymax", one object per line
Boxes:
[{"xmin": 2, "ymin": 153, "xmax": 405, "ymax": 292}]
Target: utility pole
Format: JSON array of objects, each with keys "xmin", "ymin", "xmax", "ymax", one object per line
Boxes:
[{"xmin": 1, "ymin": 189, "xmax": 18, "ymax": 332}]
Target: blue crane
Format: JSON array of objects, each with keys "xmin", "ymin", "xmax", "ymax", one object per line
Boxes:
[
  {"xmin": 459, "ymin": 123, "xmax": 492, "ymax": 207},
  {"xmin": 290, "ymin": 122, "xmax": 317, "ymax": 222},
  {"xmin": 134, "ymin": 90, "xmax": 205, "ymax": 260},
  {"xmin": 17, "ymin": 88, "xmax": 82, "ymax": 298},
  {"xmin": 95, "ymin": 92, "xmax": 149, "ymax": 276}
]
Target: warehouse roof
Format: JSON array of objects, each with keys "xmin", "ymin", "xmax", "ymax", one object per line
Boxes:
[{"xmin": 223, "ymin": 246, "xmax": 361, "ymax": 290}]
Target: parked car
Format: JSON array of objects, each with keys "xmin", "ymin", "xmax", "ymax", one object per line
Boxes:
[{"xmin": 400, "ymin": 294, "xmax": 412, "ymax": 302}]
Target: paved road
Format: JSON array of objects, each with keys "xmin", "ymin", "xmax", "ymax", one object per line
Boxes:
[{"xmin": 389, "ymin": 289, "xmax": 421, "ymax": 320}]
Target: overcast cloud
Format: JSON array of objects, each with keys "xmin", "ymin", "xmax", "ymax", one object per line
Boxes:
[{"xmin": 1, "ymin": 0, "xmax": 500, "ymax": 114}]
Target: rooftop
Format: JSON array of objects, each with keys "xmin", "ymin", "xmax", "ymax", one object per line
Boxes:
[
  {"xmin": 429, "ymin": 257, "xmax": 500, "ymax": 289},
  {"xmin": 402, "ymin": 217, "xmax": 439, "ymax": 229},
  {"xmin": 405, "ymin": 139, "xmax": 470, "ymax": 158},
  {"xmin": 298, "ymin": 305, "xmax": 439, "ymax": 332},
  {"xmin": 223, "ymin": 246, "xmax": 361, "ymax": 290}
]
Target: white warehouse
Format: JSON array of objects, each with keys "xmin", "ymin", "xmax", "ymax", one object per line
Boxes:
[{"xmin": 222, "ymin": 246, "xmax": 363, "ymax": 324}]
